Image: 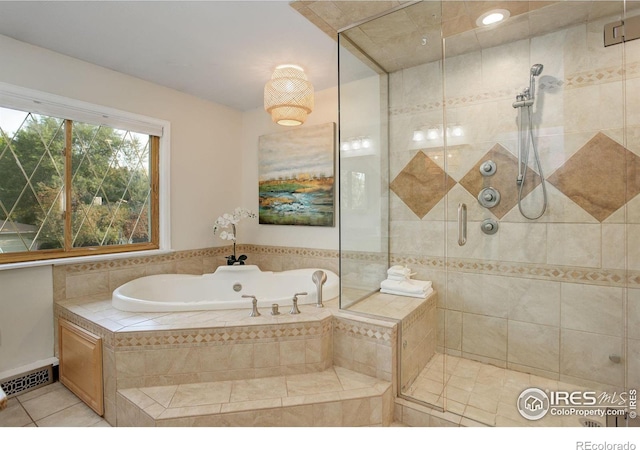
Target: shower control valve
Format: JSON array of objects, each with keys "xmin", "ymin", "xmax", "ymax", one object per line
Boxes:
[
  {"xmin": 479, "ymin": 160, "xmax": 497, "ymax": 177},
  {"xmin": 478, "ymin": 187, "xmax": 501, "ymax": 208},
  {"xmin": 481, "ymin": 219, "xmax": 499, "ymax": 235}
]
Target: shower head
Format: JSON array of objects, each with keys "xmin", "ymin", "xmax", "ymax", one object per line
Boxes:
[
  {"xmin": 529, "ymin": 64, "xmax": 544, "ymax": 100},
  {"xmin": 530, "ymin": 64, "xmax": 544, "ymax": 76}
]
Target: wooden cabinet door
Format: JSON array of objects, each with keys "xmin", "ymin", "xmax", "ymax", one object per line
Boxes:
[{"xmin": 58, "ymin": 319, "xmax": 104, "ymax": 416}]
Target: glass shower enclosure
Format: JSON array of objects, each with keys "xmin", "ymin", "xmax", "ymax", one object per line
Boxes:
[{"xmin": 339, "ymin": 0, "xmax": 639, "ymax": 427}]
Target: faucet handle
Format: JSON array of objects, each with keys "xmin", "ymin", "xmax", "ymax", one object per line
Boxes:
[
  {"xmin": 242, "ymin": 295, "xmax": 260, "ymax": 317},
  {"xmin": 290, "ymin": 292, "xmax": 306, "ymax": 315}
]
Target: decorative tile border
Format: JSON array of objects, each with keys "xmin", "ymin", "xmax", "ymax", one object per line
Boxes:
[
  {"xmin": 56, "ymin": 248, "xmax": 228, "ymax": 274},
  {"xmin": 389, "ymin": 62, "xmax": 639, "ymax": 118},
  {"xmin": 564, "ymin": 62, "xmax": 640, "ymax": 90},
  {"xmin": 333, "ymin": 316, "xmax": 396, "ymax": 345},
  {"xmin": 241, "ymin": 244, "xmax": 339, "ymax": 259},
  {"xmin": 391, "ymin": 254, "xmax": 640, "ymax": 288},
  {"xmin": 390, "ymin": 255, "xmax": 446, "ymax": 270},
  {"xmin": 340, "ymin": 250, "xmax": 389, "ymax": 264},
  {"xmin": 55, "ymin": 245, "xmax": 339, "ymax": 275},
  {"xmin": 389, "ymin": 100, "xmax": 443, "ymax": 117},
  {"xmin": 113, "ymin": 318, "xmax": 332, "ymax": 350}
]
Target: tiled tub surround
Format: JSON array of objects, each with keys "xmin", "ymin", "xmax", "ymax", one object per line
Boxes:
[
  {"xmin": 53, "ymin": 284, "xmax": 416, "ymax": 426},
  {"xmin": 386, "ymin": 11, "xmax": 640, "ymax": 397},
  {"xmin": 52, "ymin": 244, "xmax": 339, "ymax": 305}
]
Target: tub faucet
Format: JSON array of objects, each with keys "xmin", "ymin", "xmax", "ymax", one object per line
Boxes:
[
  {"xmin": 242, "ymin": 295, "xmax": 260, "ymax": 317},
  {"xmin": 290, "ymin": 292, "xmax": 307, "ymax": 315},
  {"xmin": 312, "ymin": 270, "xmax": 327, "ymax": 308}
]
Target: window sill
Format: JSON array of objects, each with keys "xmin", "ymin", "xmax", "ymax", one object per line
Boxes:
[{"xmin": 0, "ymin": 248, "xmax": 175, "ymax": 271}]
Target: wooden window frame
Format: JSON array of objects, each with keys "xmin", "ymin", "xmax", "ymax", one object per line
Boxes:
[{"xmin": 0, "ymin": 118, "xmax": 161, "ymax": 265}]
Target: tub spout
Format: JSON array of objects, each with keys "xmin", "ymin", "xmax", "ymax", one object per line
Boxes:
[
  {"xmin": 242, "ymin": 295, "xmax": 261, "ymax": 317},
  {"xmin": 312, "ymin": 270, "xmax": 327, "ymax": 308},
  {"xmin": 290, "ymin": 292, "xmax": 307, "ymax": 315}
]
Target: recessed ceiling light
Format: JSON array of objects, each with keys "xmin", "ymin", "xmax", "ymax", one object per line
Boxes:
[{"xmin": 476, "ymin": 9, "xmax": 510, "ymax": 27}]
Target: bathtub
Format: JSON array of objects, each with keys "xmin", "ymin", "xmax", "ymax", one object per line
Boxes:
[{"xmin": 112, "ymin": 265, "xmax": 339, "ymax": 312}]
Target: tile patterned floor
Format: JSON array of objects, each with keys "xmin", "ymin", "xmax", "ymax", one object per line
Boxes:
[
  {"xmin": 0, "ymin": 382, "xmax": 109, "ymax": 427},
  {"xmin": 403, "ymin": 353, "xmax": 600, "ymax": 427},
  {"xmin": 1, "ymin": 368, "xmax": 392, "ymax": 427},
  {"xmin": 2, "ymin": 355, "xmax": 613, "ymax": 428}
]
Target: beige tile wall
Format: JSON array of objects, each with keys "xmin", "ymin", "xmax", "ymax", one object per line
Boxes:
[
  {"xmin": 400, "ymin": 295, "xmax": 436, "ymax": 391},
  {"xmin": 112, "ymin": 325, "xmax": 333, "ymax": 390},
  {"xmin": 331, "ymin": 314, "xmax": 396, "ymax": 385}
]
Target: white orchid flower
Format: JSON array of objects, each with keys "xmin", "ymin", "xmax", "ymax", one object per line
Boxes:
[
  {"xmin": 213, "ymin": 207, "xmax": 256, "ymax": 240},
  {"xmin": 219, "ymin": 230, "xmax": 235, "ymax": 241}
]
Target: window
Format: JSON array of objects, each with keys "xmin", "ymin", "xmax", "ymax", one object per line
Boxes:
[{"xmin": 0, "ymin": 85, "xmax": 166, "ymax": 264}]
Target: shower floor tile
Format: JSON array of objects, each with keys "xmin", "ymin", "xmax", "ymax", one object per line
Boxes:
[{"xmin": 402, "ymin": 354, "xmax": 609, "ymax": 427}]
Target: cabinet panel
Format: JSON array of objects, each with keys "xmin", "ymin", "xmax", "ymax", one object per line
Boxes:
[{"xmin": 58, "ymin": 319, "xmax": 103, "ymax": 415}]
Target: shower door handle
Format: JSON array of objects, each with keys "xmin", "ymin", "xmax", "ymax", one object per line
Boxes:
[{"xmin": 458, "ymin": 203, "xmax": 467, "ymax": 246}]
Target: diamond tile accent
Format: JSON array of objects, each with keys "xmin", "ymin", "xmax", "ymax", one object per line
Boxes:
[
  {"xmin": 458, "ymin": 144, "xmax": 540, "ymax": 219},
  {"xmin": 547, "ymin": 133, "xmax": 640, "ymax": 222},
  {"xmin": 390, "ymin": 151, "xmax": 456, "ymax": 218}
]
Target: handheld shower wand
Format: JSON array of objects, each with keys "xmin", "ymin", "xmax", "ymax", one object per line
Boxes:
[
  {"xmin": 512, "ymin": 64, "xmax": 544, "ymax": 108},
  {"xmin": 529, "ymin": 63, "xmax": 544, "ymax": 101},
  {"xmin": 513, "ymin": 64, "xmax": 547, "ymax": 220}
]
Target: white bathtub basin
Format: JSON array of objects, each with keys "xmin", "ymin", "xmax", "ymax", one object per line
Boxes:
[{"xmin": 112, "ymin": 265, "xmax": 339, "ymax": 312}]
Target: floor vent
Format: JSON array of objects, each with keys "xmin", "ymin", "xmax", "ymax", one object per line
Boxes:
[
  {"xmin": 0, "ymin": 365, "xmax": 54, "ymax": 398},
  {"xmin": 580, "ymin": 418, "xmax": 604, "ymax": 428}
]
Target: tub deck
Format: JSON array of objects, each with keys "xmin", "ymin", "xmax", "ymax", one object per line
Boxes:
[{"xmin": 57, "ymin": 295, "xmax": 337, "ymax": 334}]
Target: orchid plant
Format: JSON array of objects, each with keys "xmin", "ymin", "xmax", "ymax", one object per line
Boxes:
[{"xmin": 213, "ymin": 207, "xmax": 257, "ymax": 265}]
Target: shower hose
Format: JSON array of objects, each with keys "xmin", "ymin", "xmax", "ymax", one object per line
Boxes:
[{"xmin": 517, "ymin": 105, "xmax": 548, "ymax": 220}]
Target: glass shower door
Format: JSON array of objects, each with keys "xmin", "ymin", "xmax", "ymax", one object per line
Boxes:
[
  {"xmin": 337, "ymin": 31, "xmax": 389, "ymax": 310},
  {"xmin": 338, "ymin": 1, "xmax": 447, "ymax": 412},
  {"xmin": 442, "ymin": 0, "xmax": 631, "ymax": 427}
]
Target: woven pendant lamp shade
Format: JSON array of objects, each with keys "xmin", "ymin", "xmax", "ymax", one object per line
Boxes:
[{"xmin": 264, "ymin": 64, "xmax": 314, "ymax": 126}]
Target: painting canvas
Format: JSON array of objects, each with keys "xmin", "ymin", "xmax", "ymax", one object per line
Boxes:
[{"xmin": 258, "ymin": 122, "xmax": 335, "ymax": 226}]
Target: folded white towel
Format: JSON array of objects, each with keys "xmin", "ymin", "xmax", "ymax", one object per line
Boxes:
[
  {"xmin": 380, "ymin": 278, "xmax": 432, "ymax": 295},
  {"xmin": 0, "ymin": 386, "xmax": 7, "ymax": 411},
  {"xmin": 380, "ymin": 287, "xmax": 434, "ymax": 299},
  {"xmin": 387, "ymin": 265, "xmax": 411, "ymax": 277},
  {"xmin": 386, "ymin": 274, "xmax": 410, "ymax": 281}
]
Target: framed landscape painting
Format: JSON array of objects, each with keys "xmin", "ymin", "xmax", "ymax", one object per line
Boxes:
[{"xmin": 258, "ymin": 122, "xmax": 335, "ymax": 226}]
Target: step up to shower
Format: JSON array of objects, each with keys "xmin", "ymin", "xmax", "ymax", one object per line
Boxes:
[{"xmin": 116, "ymin": 366, "xmax": 393, "ymax": 426}]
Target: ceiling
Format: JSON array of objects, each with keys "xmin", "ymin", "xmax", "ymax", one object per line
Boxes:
[
  {"xmin": 309, "ymin": 0, "xmax": 640, "ymax": 73},
  {"xmin": 1, "ymin": 1, "xmax": 638, "ymax": 111},
  {"xmin": 0, "ymin": 0, "xmax": 340, "ymax": 112}
]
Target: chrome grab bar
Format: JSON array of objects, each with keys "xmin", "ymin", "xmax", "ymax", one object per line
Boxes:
[{"xmin": 458, "ymin": 203, "xmax": 467, "ymax": 246}]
